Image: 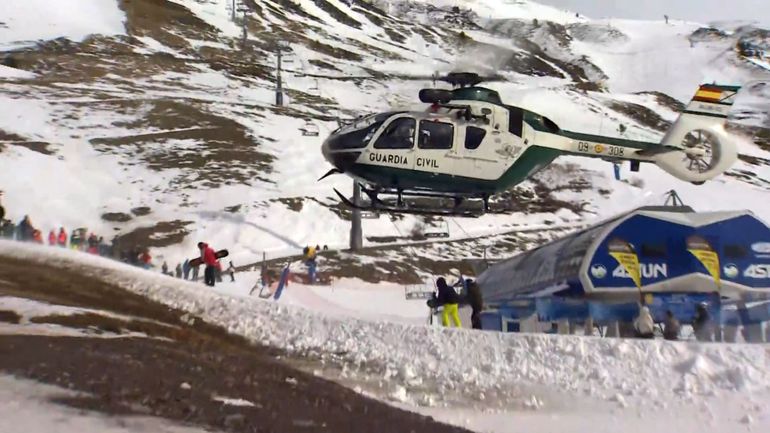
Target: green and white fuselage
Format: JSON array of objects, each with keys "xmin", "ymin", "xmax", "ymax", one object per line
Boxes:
[{"xmin": 321, "ymin": 84, "xmax": 740, "ymax": 198}]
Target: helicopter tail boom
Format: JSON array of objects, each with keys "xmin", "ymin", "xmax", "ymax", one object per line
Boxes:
[{"xmin": 535, "ymin": 83, "xmax": 740, "ymax": 183}]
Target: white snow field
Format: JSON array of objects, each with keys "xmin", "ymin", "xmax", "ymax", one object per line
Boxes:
[
  {"xmin": 2, "ymin": 241, "xmax": 768, "ymax": 433},
  {"xmin": 0, "ymin": 0, "xmax": 126, "ymax": 50},
  {"xmin": 0, "ymin": 0, "xmax": 769, "ymax": 271}
]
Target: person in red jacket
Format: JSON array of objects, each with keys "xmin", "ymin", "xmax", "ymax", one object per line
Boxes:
[
  {"xmin": 140, "ymin": 249, "xmax": 152, "ymax": 269},
  {"xmin": 57, "ymin": 227, "xmax": 67, "ymax": 247},
  {"xmin": 198, "ymin": 242, "xmax": 218, "ymax": 287},
  {"xmin": 48, "ymin": 229, "xmax": 56, "ymax": 246}
]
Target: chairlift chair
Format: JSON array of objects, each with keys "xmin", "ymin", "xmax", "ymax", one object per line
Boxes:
[
  {"xmin": 300, "ymin": 121, "xmax": 320, "ymax": 137},
  {"xmin": 360, "ymin": 210, "xmax": 380, "ymax": 219},
  {"xmin": 424, "ymin": 220, "xmax": 450, "ymax": 238}
]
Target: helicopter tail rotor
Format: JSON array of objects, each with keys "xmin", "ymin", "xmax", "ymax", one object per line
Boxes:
[{"xmin": 655, "ymin": 84, "xmax": 740, "ymax": 184}]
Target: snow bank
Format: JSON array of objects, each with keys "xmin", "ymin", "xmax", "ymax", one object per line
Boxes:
[
  {"xmin": 0, "ymin": 0, "xmax": 126, "ymax": 50},
  {"xmin": 0, "ymin": 65, "xmax": 36, "ymax": 80},
  {"xmin": 4, "ymin": 241, "xmax": 768, "ymax": 412}
]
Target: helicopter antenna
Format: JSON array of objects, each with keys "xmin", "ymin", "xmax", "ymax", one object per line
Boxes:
[{"xmin": 663, "ymin": 189, "xmax": 685, "ymax": 207}]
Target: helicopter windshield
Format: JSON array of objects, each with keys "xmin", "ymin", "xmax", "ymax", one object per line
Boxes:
[{"xmin": 326, "ymin": 112, "xmax": 403, "ymax": 150}]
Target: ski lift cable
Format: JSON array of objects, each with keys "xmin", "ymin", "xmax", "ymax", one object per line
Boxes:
[{"xmin": 449, "ymin": 217, "xmax": 471, "ymax": 238}]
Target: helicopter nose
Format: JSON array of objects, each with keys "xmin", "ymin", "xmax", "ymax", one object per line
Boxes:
[{"xmin": 321, "ymin": 132, "xmax": 363, "ymax": 173}]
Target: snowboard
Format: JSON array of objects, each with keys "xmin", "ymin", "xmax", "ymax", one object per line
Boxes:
[
  {"xmin": 188, "ymin": 249, "xmax": 228, "ymax": 267},
  {"xmin": 272, "ymin": 264, "xmax": 291, "ymax": 300}
]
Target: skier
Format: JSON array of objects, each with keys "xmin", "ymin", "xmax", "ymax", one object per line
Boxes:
[
  {"xmin": 140, "ymin": 249, "xmax": 152, "ymax": 269},
  {"xmin": 31, "ymin": 229, "xmax": 43, "ymax": 244},
  {"xmin": 434, "ymin": 277, "xmax": 461, "ymax": 327},
  {"xmin": 162, "ymin": 261, "xmax": 169, "ymax": 275},
  {"xmin": 227, "ymin": 261, "xmax": 236, "ymax": 282},
  {"xmin": 634, "ymin": 305, "xmax": 655, "ymax": 339},
  {"xmin": 304, "ymin": 245, "xmax": 318, "ymax": 284},
  {"xmin": 198, "ymin": 242, "xmax": 218, "ymax": 287},
  {"xmin": 692, "ymin": 303, "xmax": 713, "ymax": 342},
  {"xmin": 175, "ymin": 263, "xmax": 182, "ymax": 278},
  {"xmin": 17, "ymin": 216, "xmax": 34, "ymax": 241},
  {"xmin": 662, "ymin": 310, "xmax": 680, "ymax": 341},
  {"xmin": 57, "ymin": 227, "xmax": 67, "ymax": 247},
  {"xmin": 464, "ymin": 279, "xmax": 483, "ymax": 329},
  {"xmin": 48, "ymin": 229, "xmax": 56, "ymax": 246},
  {"xmin": 70, "ymin": 229, "xmax": 81, "ymax": 250},
  {"xmin": 0, "ymin": 220, "xmax": 14, "ymax": 239},
  {"xmin": 87, "ymin": 233, "xmax": 99, "ymax": 254}
]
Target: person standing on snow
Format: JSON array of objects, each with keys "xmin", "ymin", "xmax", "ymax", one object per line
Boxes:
[
  {"xmin": 464, "ymin": 279, "xmax": 483, "ymax": 329},
  {"xmin": 57, "ymin": 227, "xmax": 67, "ymax": 247},
  {"xmin": 434, "ymin": 277, "xmax": 462, "ymax": 327},
  {"xmin": 175, "ymin": 263, "xmax": 182, "ymax": 278},
  {"xmin": 663, "ymin": 310, "xmax": 680, "ymax": 341},
  {"xmin": 162, "ymin": 261, "xmax": 169, "ymax": 275},
  {"xmin": 198, "ymin": 242, "xmax": 218, "ymax": 287},
  {"xmin": 634, "ymin": 304, "xmax": 655, "ymax": 339},
  {"xmin": 182, "ymin": 259, "xmax": 191, "ymax": 280},
  {"xmin": 692, "ymin": 303, "xmax": 713, "ymax": 342},
  {"xmin": 140, "ymin": 249, "xmax": 152, "ymax": 269},
  {"xmin": 48, "ymin": 229, "xmax": 56, "ymax": 246},
  {"xmin": 17, "ymin": 215, "xmax": 34, "ymax": 241}
]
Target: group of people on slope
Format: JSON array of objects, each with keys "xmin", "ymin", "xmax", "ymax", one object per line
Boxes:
[
  {"xmin": 2, "ymin": 215, "xmax": 111, "ymax": 256},
  {"xmin": 430, "ymin": 277, "xmax": 483, "ymax": 329},
  {"xmin": 633, "ymin": 302, "xmax": 714, "ymax": 341}
]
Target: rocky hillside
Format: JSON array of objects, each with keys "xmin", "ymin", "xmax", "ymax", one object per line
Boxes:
[{"xmin": 1, "ymin": 0, "xmax": 769, "ymax": 277}]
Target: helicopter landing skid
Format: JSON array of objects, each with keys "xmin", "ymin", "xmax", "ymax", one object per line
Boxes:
[{"xmin": 333, "ymin": 188, "xmax": 506, "ymax": 218}]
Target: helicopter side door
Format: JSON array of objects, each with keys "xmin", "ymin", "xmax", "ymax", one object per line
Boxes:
[
  {"xmin": 452, "ymin": 106, "xmax": 515, "ymax": 180},
  {"xmin": 415, "ymin": 119, "xmax": 455, "ymax": 177},
  {"xmin": 365, "ymin": 116, "xmax": 416, "ymax": 175}
]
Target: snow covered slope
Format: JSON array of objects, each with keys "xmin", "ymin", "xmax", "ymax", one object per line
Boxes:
[
  {"xmin": 4, "ymin": 241, "xmax": 769, "ymax": 433},
  {"xmin": 0, "ymin": 0, "xmax": 769, "ymax": 272}
]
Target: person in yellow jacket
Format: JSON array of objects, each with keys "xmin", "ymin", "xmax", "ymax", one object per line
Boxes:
[{"xmin": 435, "ymin": 277, "xmax": 461, "ymax": 327}]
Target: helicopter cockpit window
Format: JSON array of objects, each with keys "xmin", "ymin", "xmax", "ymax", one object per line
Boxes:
[
  {"xmin": 418, "ymin": 121, "xmax": 454, "ymax": 149},
  {"xmin": 465, "ymin": 126, "xmax": 486, "ymax": 150},
  {"xmin": 374, "ymin": 117, "xmax": 415, "ymax": 149}
]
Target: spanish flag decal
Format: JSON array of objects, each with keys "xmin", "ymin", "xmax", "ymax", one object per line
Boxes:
[
  {"xmin": 693, "ymin": 86, "xmax": 724, "ymax": 103},
  {"xmin": 607, "ymin": 238, "xmax": 642, "ymax": 289},
  {"xmin": 686, "ymin": 234, "xmax": 720, "ymax": 287}
]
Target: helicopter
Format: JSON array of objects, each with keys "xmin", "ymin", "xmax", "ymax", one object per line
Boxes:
[{"xmin": 320, "ymin": 72, "xmax": 740, "ymax": 217}]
